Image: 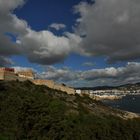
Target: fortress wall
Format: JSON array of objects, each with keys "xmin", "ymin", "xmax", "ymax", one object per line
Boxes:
[
  {"xmin": 0, "ymin": 68, "xmax": 5, "ymax": 80},
  {"xmin": 0, "ymin": 71, "xmax": 4, "ymax": 80},
  {"xmin": 0, "ymin": 67, "xmax": 75, "ymax": 95},
  {"xmin": 53, "ymin": 84, "xmax": 75, "ymax": 95},
  {"xmin": 32, "ymin": 79, "xmax": 75, "ymax": 95},
  {"xmin": 17, "ymin": 77, "xmax": 30, "ymax": 82},
  {"xmin": 4, "ymin": 71, "xmax": 18, "ymax": 81},
  {"xmin": 32, "ymin": 79, "xmax": 55, "ymax": 88},
  {"xmin": 17, "ymin": 70, "xmax": 34, "ymax": 80},
  {"xmin": 0, "ymin": 68, "xmax": 17, "ymax": 81},
  {"xmin": 18, "ymin": 74, "xmax": 34, "ymax": 80},
  {"xmin": 0, "ymin": 68, "xmax": 32, "ymax": 81}
]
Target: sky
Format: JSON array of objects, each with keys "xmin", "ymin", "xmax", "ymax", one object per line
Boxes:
[{"xmin": 0, "ymin": 0, "xmax": 140, "ymax": 87}]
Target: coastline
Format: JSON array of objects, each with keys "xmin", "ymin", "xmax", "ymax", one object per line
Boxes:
[
  {"xmin": 90, "ymin": 95, "xmax": 124, "ymax": 101},
  {"xmin": 101, "ymin": 95, "xmax": 140, "ymax": 114}
]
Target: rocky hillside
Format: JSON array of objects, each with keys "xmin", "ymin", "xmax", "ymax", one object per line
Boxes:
[{"xmin": 0, "ymin": 80, "xmax": 140, "ymax": 140}]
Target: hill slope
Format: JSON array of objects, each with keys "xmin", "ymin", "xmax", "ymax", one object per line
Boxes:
[{"xmin": 0, "ymin": 80, "xmax": 140, "ymax": 140}]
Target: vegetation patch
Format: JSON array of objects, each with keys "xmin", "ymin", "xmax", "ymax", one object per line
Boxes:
[{"xmin": 0, "ymin": 81, "xmax": 140, "ymax": 140}]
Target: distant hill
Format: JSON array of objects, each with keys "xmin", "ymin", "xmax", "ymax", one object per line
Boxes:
[
  {"xmin": 76, "ymin": 82, "xmax": 140, "ymax": 90},
  {"xmin": 0, "ymin": 80, "xmax": 140, "ymax": 140}
]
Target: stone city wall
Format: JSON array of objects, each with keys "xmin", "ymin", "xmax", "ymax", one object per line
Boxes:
[
  {"xmin": 0, "ymin": 68, "xmax": 17, "ymax": 81},
  {"xmin": 32, "ymin": 79, "xmax": 55, "ymax": 88},
  {"xmin": 53, "ymin": 83, "xmax": 75, "ymax": 95},
  {"xmin": 0, "ymin": 67, "xmax": 75, "ymax": 95},
  {"xmin": 17, "ymin": 70, "xmax": 34, "ymax": 80},
  {"xmin": 0, "ymin": 69, "xmax": 5, "ymax": 80},
  {"xmin": 32, "ymin": 79, "xmax": 75, "ymax": 95}
]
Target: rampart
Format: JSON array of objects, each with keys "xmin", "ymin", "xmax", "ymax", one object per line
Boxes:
[
  {"xmin": 32, "ymin": 79, "xmax": 75, "ymax": 95},
  {"xmin": 32, "ymin": 79, "xmax": 55, "ymax": 88},
  {"xmin": 53, "ymin": 83, "xmax": 75, "ymax": 95},
  {"xmin": 0, "ymin": 67, "xmax": 75, "ymax": 95},
  {"xmin": 17, "ymin": 70, "xmax": 34, "ymax": 80},
  {"xmin": 0, "ymin": 68, "xmax": 18, "ymax": 81}
]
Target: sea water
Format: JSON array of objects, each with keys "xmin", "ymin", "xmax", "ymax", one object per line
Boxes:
[{"xmin": 102, "ymin": 95, "xmax": 140, "ymax": 114}]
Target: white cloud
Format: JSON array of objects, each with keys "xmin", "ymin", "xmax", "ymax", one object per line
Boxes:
[
  {"xmin": 82, "ymin": 62, "xmax": 96, "ymax": 67},
  {"xmin": 20, "ymin": 29, "xmax": 81, "ymax": 65},
  {"xmin": 38, "ymin": 62, "xmax": 140, "ymax": 87},
  {"xmin": 49, "ymin": 23, "xmax": 66, "ymax": 30},
  {"xmin": 37, "ymin": 66, "xmax": 81, "ymax": 82},
  {"xmin": 13, "ymin": 66, "xmax": 36, "ymax": 73},
  {"xmin": 20, "ymin": 30, "xmax": 75, "ymax": 65}
]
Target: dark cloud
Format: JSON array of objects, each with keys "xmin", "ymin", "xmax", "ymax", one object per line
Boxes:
[
  {"xmin": 0, "ymin": 0, "xmax": 28, "ymax": 62},
  {"xmin": 0, "ymin": 34, "xmax": 20, "ymax": 56},
  {"xmin": 0, "ymin": 56, "xmax": 13, "ymax": 66},
  {"xmin": 74, "ymin": 0, "xmax": 140, "ymax": 63}
]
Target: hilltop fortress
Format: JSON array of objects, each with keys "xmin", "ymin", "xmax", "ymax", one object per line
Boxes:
[
  {"xmin": 0, "ymin": 68, "xmax": 34, "ymax": 81},
  {"xmin": 0, "ymin": 67, "xmax": 75, "ymax": 95}
]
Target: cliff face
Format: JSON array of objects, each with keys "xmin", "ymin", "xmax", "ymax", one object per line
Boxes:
[{"xmin": 0, "ymin": 81, "xmax": 140, "ymax": 140}]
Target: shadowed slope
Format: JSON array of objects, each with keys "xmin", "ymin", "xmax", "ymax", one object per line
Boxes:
[{"xmin": 0, "ymin": 80, "xmax": 140, "ymax": 140}]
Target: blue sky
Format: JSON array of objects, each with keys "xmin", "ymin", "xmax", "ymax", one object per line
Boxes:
[
  {"xmin": 14, "ymin": 0, "xmax": 80, "ymax": 32},
  {"xmin": 0, "ymin": 0, "xmax": 140, "ymax": 87}
]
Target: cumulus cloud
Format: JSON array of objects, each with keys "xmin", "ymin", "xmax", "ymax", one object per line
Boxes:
[
  {"xmin": 81, "ymin": 62, "xmax": 140, "ymax": 86},
  {"xmin": 74, "ymin": 0, "xmax": 140, "ymax": 63},
  {"xmin": 0, "ymin": 0, "xmax": 25, "ymax": 13},
  {"xmin": 37, "ymin": 66, "xmax": 81, "ymax": 82},
  {"xmin": 0, "ymin": 0, "xmax": 28, "ymax": 61},
  {"xmin": 11, "ymin": 62, "xmax": 140, "ymax": 87},
  {"xmin": 0, "ymin": 0, "xmax": 81, "ymax": 65},
  {"xmin": 38, "ymin": 62, "xmax": 140, "ymax": 87},
  {"xmin": 49, "ymin": 23, "xmax": 66, "ymax": 30},
  {"xmin": 20, "ymin": 30, "xmax": 73, "ymax": 65}
]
